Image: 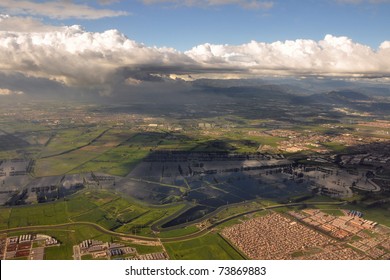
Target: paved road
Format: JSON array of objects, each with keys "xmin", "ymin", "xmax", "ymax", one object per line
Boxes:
[
  {"xmin": 0, "ymin": 201, "xmax": 346, "ymax": 243},
  {"xmin": 0, "ymin": 221, "xmax": 158, "ymax": 241}
]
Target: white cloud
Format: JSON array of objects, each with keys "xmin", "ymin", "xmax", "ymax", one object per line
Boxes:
[
  {"xmin": 185, "ymin": 35, "xmax": 390, "ymax": 77},
  {"xmin": 0, "ymin": 88, "xmax": 24, "ymax": 95},
  {"xmin": 0, "ymin": 14, "xmax": 62, "ymax": 32},
  {"xmin": 141, "ymin": 0, "xmax": 274, "ymax": 9},
  {"xmin": 0, "ymin": 25, "xmax": 194, "ymax": 93},
  {"xmin": 0, "ymin": 24, "xmax": 389, "ymax": 96},
  {"xmin": 379, "ymin": 41, "xmax": 390, "ymax": 49},
  {"xmin": 0, "ymin": 0, "xmax": 128, "ymax": 20}
]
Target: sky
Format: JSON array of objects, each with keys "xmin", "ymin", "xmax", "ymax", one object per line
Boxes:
[{"xmin": 0, "ymin": 0, "xmax": 389, "ymax": 97}]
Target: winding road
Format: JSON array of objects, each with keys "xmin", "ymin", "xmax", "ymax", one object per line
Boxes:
[{"xmin": 0, "ymin": 201, "xmax": 346, "ymax": 243}]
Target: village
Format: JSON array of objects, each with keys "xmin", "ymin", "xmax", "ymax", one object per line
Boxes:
[{"xmin": 222, "ymin": 209, "xmax": 390, "ymax": 260}]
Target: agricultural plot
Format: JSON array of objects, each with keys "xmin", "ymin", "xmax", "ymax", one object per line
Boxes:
[
  {"xmin": 219, "ymin": 132, "xmax": 284, "ymax": 153},
  {"xmin": 67, "ymin": 192, "xmax": 138, "ymax": 230},
  {"xmin": 45, "ymin": 244, "xmax": 73, "ymax": 260},
  {"xmin": 0, "ymin": 189, "xmax": 188, "ymax": 238},
  {"xmin": 75, "ymin": 145, "xmax": 149, "ymax": 177},
  {"xmin": 34, "ymin": 129, "xmax": 140, "ymax": 177},
  {"xmin": 34, "ymin": 149, "xmax": 103, "ymax": 176},
  {"xmin": 158, "ymin": 226, "xmax": 199, "ymax": 238},
  {"xmin": 115, "ymin": 203, "xmax": 186, "ymax": 234},
  {"xmin": 70, "ymin": 195, "xmax": 148, "ymax": 231},
  {"xmin": 72, "ymin": 191, "xmax": 183, "ymax": 233},
  {"xmin": 8, "ymin": 202, "xmax": 69, "ymax": 228},
  {"xmin": 40, "ymin": 127, "xmax": 108, "ymax": 157},
  {"xmin": 0, "ymin": 208, "xmax": 11, "ymax": 229},
  {"xmin": 72, "ymin": 208, "xmax": 121, "ymax": 230},
  {"xmin": 22, "ymin": 130, "xmax": 53, "ymax": 146},
  {"xmin": 81, "ymin": 191, "xmax": 118, "ymax": 206},
  {"xmin": 164, "ymin": 233, "xmax": 245, "ymax": 260},
  {"xmin": 66, "ymin": 195, "xmax": 97, "ymax": 216},
  {"xmin": 67, "ymin": 132, "xmax": 173, "ymax": 177},
  {"xmin": 155, "ymin": 138, "xmax": 198, "ymax": 151}
]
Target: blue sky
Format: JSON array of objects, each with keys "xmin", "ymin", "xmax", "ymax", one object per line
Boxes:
[
  {"xmin": 0, "ymin": 0, "xmax": 389, "ymax": 50},
  {"xmin": 0, "ymin": 0, "xmax": 389, "ymax": 96},
  {"xmin": 41, "ymin": 0, "xmax": 390, "ymax": 50}
]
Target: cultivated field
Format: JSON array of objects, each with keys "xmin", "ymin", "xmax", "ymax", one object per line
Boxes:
[
  {"xmin": 0, "ymin": 190, "xmax": 187, "ymax": 235},
  {"xmin": 164, "ymin": 233, "xmax": 245, "ymax": 260}
]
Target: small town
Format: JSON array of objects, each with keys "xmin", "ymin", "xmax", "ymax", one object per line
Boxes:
[{"xmin": 222, "ymin": 210, "xmax": 390, "ymax": 260}]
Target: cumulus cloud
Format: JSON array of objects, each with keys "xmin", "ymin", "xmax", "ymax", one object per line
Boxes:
[
  {"xmin": 185, "ymin": 35, "xmax": 390, "ymax": 78},
  {"xmin": 0, "ymin": 24, "xmax": 389, "ymax": 96},
  {"xmin": 0, "ymin": 88, "xmax": 24, "ymax": 95},
  {"xmin": 0, "ymin": 0, "xmax": 128, "ymax": 20},
  {"xmin": 0, "ymin": 25, "xmax": 198, "ymax": 94},
  {"xmin": 141, "ymin": 0, "xmax": 274, "ymax": 9}
]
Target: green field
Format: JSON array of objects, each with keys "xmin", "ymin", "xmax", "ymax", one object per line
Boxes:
[
  {"xmin": 158, "ymin": 226, "xmax": 199, "ymax": 238},
  {"xmin": 132, "ymin": 243, "xmax": 164, "ymax": 255},
  {"xmin": 115, "ymin": 203, "xmax": 186, "ymax": 235},
  {"xmin": 33, "ymin": 129, "xmax": 146, "ymax": 176},
  {"xmin": 35, "ymin": 150, "xmax": 103, "ymax": 176},
  {"xmin": 0, "ymin": 190, "xmax": 186, "ymax": 236},
  {"xmin": 0, "ymin": 208, "xmax": 11, "ymax": 230},
  {"xmin": 164, "ymin": 233, "xmax": 245, "ymax": 260},
  {"xmin": 0, "ymin": 150, "xmax": 23, "ymax": 159},
  {"xmin": 81, "ymin": 254, "xmax": 95, "ymax": 260},
  {"xmin": 74, "ymin": 145, "xmax": 149, "ymax": 176},
  {"xmin": 66, "ymin": 195, "xmax": 97, "ymax": 215},
  {"xmin": 40, "ymin": 127, "xmax": 108, "ymax": 157},
  {"xmin": 34, "ymin": 130, "xmax": 181, "ymax": 177},
  {"xmin": 343, "ymin": 203, "xmax": 390, "ymax": 227},
  {"xmin": 8, "ymin": 202, "xmax": 69, "ymax": 228}
]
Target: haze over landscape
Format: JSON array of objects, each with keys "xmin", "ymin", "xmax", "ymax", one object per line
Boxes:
[{"xmin": 0, "ymin": 0, "xmax": 390, "ymax": 261}]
